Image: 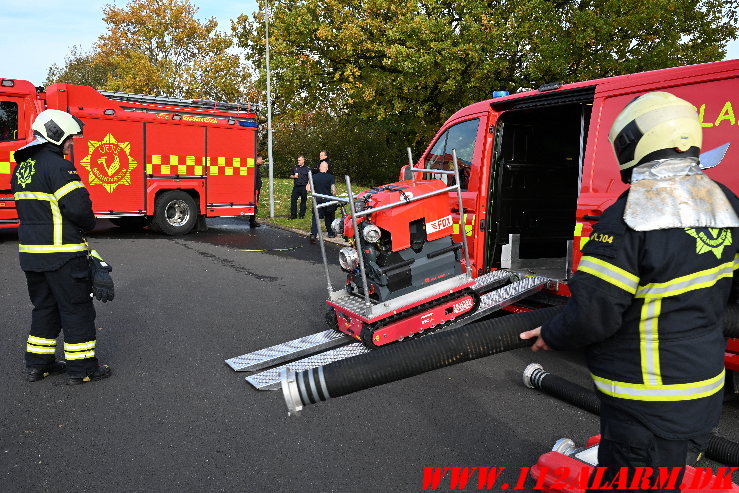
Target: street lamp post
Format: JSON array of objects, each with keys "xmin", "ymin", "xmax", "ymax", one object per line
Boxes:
[{"xmin": 265, "ymin": 1, "xmax": 274, "ymax": 218}]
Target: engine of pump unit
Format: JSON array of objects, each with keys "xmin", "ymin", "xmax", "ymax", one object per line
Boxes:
[{"xmin": 337, "ymin": 180, "xmax": 464, "ymax": 302}]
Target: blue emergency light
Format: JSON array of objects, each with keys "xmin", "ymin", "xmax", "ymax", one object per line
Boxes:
[{"xmin": 492, "ymin": 90, "xmax": 509, "ymax": 98}]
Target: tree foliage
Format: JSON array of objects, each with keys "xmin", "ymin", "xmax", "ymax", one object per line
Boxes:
[
  {"xmin": 44, "ymin": 46, "xmax": 115, "ymax": 88},
  {"xmin": 46, "ymin": 0, "xmax": 253, "ymax": 101},
  {"xmin": 271, "ymin": 112, "xmax": 419, "ymax": 185},
  {"xmin": 236, "ymin": 0, "xmax": 739, "ymax": 154}
]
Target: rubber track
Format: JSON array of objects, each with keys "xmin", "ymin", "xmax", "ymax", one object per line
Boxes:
[{"xmin": 359, "ymin": 288, "xmax": 481, "ymax": 348}]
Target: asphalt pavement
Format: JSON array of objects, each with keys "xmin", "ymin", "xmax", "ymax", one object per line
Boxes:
[{"xmin": 1, "ymin": 218, "xmax": 737, "ymax": 492}]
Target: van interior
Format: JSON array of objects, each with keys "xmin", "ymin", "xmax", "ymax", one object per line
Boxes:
[{"xmin": 487, "ymin": 102, "xmax": 593, "ymax": 280}]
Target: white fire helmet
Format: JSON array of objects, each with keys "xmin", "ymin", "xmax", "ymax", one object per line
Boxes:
[
  {"xmin": 32, "ymin": 109, "xmax": 84, "ymax": 146},
  {"xmin": 608, "ymin": 91, "xmax": 701, "ymax": 171}
]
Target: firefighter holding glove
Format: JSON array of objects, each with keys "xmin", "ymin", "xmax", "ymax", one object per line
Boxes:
[
  {"xmin": 12, "ymin": 110, "xmax": 113, "ymax": 385},
  {"xmin": 520, "ymin": 92, "xmax": 739, "ymax": 491}
]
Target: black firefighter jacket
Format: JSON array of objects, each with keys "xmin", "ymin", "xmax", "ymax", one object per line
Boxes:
[
  {"xmin": 11, "ymin": 142, "xmax": 95, "ymax": 272},
  {"xmin": 541, "ymin": 185, "xmax": 739, "ymax": 439}
]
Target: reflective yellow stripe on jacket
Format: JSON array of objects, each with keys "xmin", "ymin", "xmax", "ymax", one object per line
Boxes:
[
  {"xmin": 592, "ymin": 370, "xmax": 725, "ymax": 401},
  {"xmin": 14, "ymin": 182, "xmax": 88, "ymax": 253},
  {"xmin": 633, "ymin": 256, "xmax": 739, "ymax": 386},
  {"xmin": 577, "ymin": 254, "xmax": 735, "ymax": 401},
  {"xmin": 19, "ymin": 244, "xmax": 88, "ymax": 253},
  {"xmin": 577, "ymin": 256, "xmax": 639, "ymax": 294},
  {"xmin": 53, "ymin": 181, "xmax": 85, "ymax": 201}
]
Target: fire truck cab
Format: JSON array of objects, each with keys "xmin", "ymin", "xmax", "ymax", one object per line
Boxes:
[
  {"xmin": 0, "ymin": 79, "xmax": 258, "ymax": 235},
  {"xmin": 411, "ymin": 59, "xmax": 739, "ymax": 373}
]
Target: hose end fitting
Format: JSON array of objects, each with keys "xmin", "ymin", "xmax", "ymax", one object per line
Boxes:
[
  {"xmin": 523, "ymin": 363, "xmax": 544, "ymax": 389},
  {"xmin": 552, "ymin": 437, "xmax": 577, "ymax": 456},
  {"xmin": 280, "ymin": 367, "xmax": 303, "ymax": 417}
]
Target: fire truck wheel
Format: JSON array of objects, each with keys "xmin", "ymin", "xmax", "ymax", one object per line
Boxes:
[{"xmin": 153, "ymin": 191, "xmax": 198, "ymax": 235}]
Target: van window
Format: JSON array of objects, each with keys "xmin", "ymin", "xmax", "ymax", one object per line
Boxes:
[
  {"xmin": 0, "ymin": 101, "xmax": 19, "ymax": 142},
  {"xmin": 426, "ymin": 118, "xmax": 479, "ymax": 190}
]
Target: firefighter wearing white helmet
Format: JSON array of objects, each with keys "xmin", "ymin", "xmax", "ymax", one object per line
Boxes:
[
  {"xmin": 522, "ymin": 92, "xmax": 739, "ymax": 490},
  {"xmin": 32, "ymin": 108, "xmax": 85, "ymax": 146},
  {"xmin": 610, "ymin": 91, "xmax": 701, "ymax": 173},
  {"xmin": 11, "ymin": 109, "xmax": 112, "ymax": 385}
]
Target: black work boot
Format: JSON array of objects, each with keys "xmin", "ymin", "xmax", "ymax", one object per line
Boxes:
[
  {"xmin": 27, "ymin": 361, "xmax": 67, "ymax": 382},
  {"xmin": 66, "ymin": 365, "xmax": 112, "ymax": 386}
]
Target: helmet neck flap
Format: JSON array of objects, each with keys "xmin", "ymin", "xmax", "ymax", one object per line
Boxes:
[{"xmin": 623, "ymin": 157, "xmax": 739, "ymax": 231}]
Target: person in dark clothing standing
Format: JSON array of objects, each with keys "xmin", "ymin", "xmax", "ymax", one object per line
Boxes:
[
  {"xmin": 313, "ymin": 150, "xmax": 332, "ymax": 174},
  {"xmin": 308, "ymin": 160, "xmax": 337, "ymax": 242},
  {"xmin": 290, "ymin": 155, "xmax": 309, "ymax": 219},
  {"xmin": 250, "ymin": 155, "xmax": 263, "ymax": 228},
  {"xmin": 520, "ymin": 92, "xmax": 739, "ymax": 491},
  {"xmin": 12, "ymin": 109, "xmax": 113, "ymax": 385}
]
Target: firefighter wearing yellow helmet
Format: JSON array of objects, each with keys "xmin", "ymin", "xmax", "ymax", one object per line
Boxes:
[
  {"xmin": 522, "ymin": 92, "xmax": 739, "ymax": 489},
  {"xmin": 12, "ymin": 109, "xmax": 113, "ymax": 385}
]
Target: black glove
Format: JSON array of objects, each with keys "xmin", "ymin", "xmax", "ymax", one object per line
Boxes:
[{"xmin": 88, "ymin": 250, "xmax": 114, "ymax": 302}]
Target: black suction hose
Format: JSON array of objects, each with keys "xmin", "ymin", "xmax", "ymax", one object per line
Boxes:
[
  {"xmin": 708, "ymin": 435, "xmax": 739, "ymax": 468},
  {"xmin": 522, "ymin": 364, "xmax": 739, "ymax": 467},
  {"xmin": 523, "ymin": 363, "xmax": 600, "ymax": 415},
  {"xmin": 281, "ymin": 305, "xmax": 564, "ymax": 415}
]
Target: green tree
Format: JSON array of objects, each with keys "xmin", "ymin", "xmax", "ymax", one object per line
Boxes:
[
  {"xmin": 44, "ymin": 46, "xmax": 115, "ymax": 88},
  {"xmin": 271, "ymin": 112, "xmax": 419, "ymax": 185},
  {"xmin": 46, "ymin": 0, "xmax": 253, "ymax": 102},
  {"xmin": 236, "ymin": 0, "xmax": 739, "ymax": 148}
]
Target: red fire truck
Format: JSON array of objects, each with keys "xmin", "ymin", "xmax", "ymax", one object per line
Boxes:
[{"xmin": 0, "ymin": 79, "xmax": 258, "ymax": 235}]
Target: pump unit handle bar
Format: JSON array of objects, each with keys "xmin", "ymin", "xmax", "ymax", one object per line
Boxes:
[
  {"xmin": 352, "ymin": 185, "xmax": 460, "ymax": 218},
  {"xmin": 409, "ymin": 167, "xmax": 455, "ymax": 176}
]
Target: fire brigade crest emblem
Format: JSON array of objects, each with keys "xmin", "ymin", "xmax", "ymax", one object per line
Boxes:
[
  {"xmin": 79, "ymin": 133, "xmax": 138, "ymax": 193},
  {"xmin": 684, "ymin": 227, "xmax": 732, "ymax": 259},
  {"xmin": 16, "ymin": 158, "xmax": 36, "ymax": 189}
]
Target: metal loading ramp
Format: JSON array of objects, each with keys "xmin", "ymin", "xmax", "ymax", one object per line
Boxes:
[
  {"xmin": 227, "ymin": 270, "xmax": 553, "ymax": 391},
  {"xmin": 245, "ymin": 344, "xmax": 370, "ymax": 390},
  {"xmin": 225, "ymin": 330, "xmax": 353, "ymax": 372}
]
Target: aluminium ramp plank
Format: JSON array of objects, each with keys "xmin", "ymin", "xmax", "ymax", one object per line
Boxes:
[
  {"xmin": 471, "ymin": 270, "xmax": 511, "ymax": 291},
  {"xmin": 245, "ymin": 276, "xmax": 550, "ymax": 390},
  {"xmin": 225, "ymin": 329, "xmax": 354, "ymax": 372},
  {"xmin": 246, "ymin": 343, "xmax": 371, "ymax": 390}
]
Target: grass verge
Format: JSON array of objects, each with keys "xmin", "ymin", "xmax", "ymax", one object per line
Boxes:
[{"xmin": 255, "ymin": 178, "xmax": 366, "ymax": 234}]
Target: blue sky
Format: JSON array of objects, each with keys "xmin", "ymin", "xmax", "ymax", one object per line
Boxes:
[
  {"xmin": 0, "ymin": 1, "xmax": 259, "ymax": 84},
  {"xmin": 1, "ymin": 1, "xmax": 738, "ymax": 86}
]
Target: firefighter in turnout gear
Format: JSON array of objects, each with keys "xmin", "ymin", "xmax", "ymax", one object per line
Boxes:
[
  {"xmin": 12, "ymin": 109, "xmax": 112, "ymax": 385},
  {"xmin": 521, "ymin": 92, "xmax": 739, "ymax": 491}
]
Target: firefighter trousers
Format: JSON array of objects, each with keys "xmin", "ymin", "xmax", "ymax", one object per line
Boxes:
[
  {"xmin": 24, "ymin": 256, "xmax": 98, "ymax": 377},
  {"xmin": 589, "ymin": 402, "xmax": 708, "ymax": 493}
]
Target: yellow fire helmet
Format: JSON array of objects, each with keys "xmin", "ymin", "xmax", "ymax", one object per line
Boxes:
[
  {"xmin": 608, "ymin": 91, "xmax": 701, "ymax": 171},
  {"xmin": 32, "ymin": 109, "xmax": 84, "ymax": 146}
]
